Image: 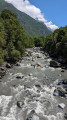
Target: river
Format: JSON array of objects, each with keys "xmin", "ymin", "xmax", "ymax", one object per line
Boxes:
[{"xmin": 0, "ymin": 47, "xmax": 67, "ymax": 120}]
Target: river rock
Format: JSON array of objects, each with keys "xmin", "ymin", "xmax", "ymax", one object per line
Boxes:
[
  {"xmin": 26, "ymin": 115, "xmax": 39, "ymax": 120},
  {"xmin": 15, "ymin": 62, "xmax": 20, "ymax": 66},
  {"xmin": 17, "ymin": 101, "xmax": 24, "ymax": 108},
  {"xmin": 35, "ymin": 84, "xmax": 41, "ymax": 88},
  {"xmin": 6, "ymin": 63, "xmax": 12, "ymax": 68},
  {"xmin": 58, "ymin": 103, "xmax": 65, "ymax": 109},
  {"xmin": 50, "ymin": 60, "xmax": 61, "ymax": 67},
  {"xmin": 61, "ymin": 70, "xmax": 65, "ymax": 72},
  {"xmin": 25, "ymin": 90, "xmax": 31, "ymax": 96},
  {"xmin": 58, "ymin": 80, "xmax": 67, "ymax": 88},
  {"xmin": 33, "ymin": 54, "xmax": 42, "ymax": 59},
  {"xmin": 26, "ymin": 110, "xmax": 39, "ymax": 120},
  {"xmin": 0, "ymin": 76, "xmax": 2, "ymax": 79},
  {"xmin": 62, "ymin": 80, "xmax": 67, "ymax": 84},
  {"xmin": 32, "ymin": 58, "xmax": 35, "ymax": 62},
  {"xmin": 29, "ymin": 73, "xmax": 33, "ymax": 76},
  {"xmin": 26, "ymin": 50, "xmax": 33, "ymax": 56},
  {"xmin": 64, "ymin": 113, "xmax": 67, "ymax": 119},
  {"xmin": 16, "ymin": 74, "xmax": 24, "ymax": 79},
  {"xmin": 0, "ymin": 67, "xmax": 6, "ymax": 77},
  {"xmin": 0, "ymin": 67, "xmax": 5, "ymax": 71},
  {"xmin": 53, "ymin": 87, "xmax": 66, "ymax": 97},
  {"xmin": 31, "ymin": 63, "xmax": 36, "ymax": 67},
  {"xmin": 0, "ymin": 71, "xmax": 6, "ymax": 76},
  {"xmin": 36, "ymin": 62, "xmax": 43, "ymax": 68},
  {"xmin": 31, "ymin": 62, "xmax": 43, "ymax": 68}
]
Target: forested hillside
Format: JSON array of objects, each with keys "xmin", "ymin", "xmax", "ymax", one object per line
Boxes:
[
  {"xmin": 0, "ymin": 0, "xmax": 52, "ymax": 37},
  {"xmin": 0, "ymin": 9, "xmax": 34, "ymax": 65}
]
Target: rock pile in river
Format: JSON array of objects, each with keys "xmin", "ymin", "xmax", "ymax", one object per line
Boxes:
[
  {"xmin": 53, "ymin": 80, "xmax": 67, "ymax": 98},
  {"xmin": 0, "ymin": 67, "xmax": 7, "ymax": 79}
]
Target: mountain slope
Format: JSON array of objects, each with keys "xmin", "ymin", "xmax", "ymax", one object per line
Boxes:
[{"xmin": 0, "ymin": 0, "xmax": 52, "ymax": 37}]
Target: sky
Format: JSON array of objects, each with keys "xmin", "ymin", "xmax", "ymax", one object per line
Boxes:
[
  {"xmin": 5, "ymin": 0, "xmax": 67, "ymax": 31},
  {"xmin": 29, "ymin": 0, "xmax": 67, "ymax": 28}
]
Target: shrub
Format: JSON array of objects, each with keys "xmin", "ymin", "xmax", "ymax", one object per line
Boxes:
[{"xmin": 0, "ymin": 59, "xmax": 4, "ymax": 66}]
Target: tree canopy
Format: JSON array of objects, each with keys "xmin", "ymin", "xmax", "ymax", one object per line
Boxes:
[{"xmin": 0, "ymin": 9, "xmax": 34, "ymax": 65}]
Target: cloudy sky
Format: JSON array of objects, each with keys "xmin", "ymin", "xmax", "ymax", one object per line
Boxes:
[{"xmin": 5, "ymin": 0, "xmax": 67, "ymax": 31}]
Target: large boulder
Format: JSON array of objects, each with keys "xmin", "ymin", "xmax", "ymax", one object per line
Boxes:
[{"xmin": 50, "ymin": 60, "xmax": 61, "ymax": 67}]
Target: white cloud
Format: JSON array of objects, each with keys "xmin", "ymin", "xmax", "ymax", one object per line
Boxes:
[{"xmin": 5, "ymin": 0, "xmax": 58, "ymax": 30}]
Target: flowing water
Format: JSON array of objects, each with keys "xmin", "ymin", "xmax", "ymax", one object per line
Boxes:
[{"xmin": 0, "ymin": 47, "xmax": 67, "ymax": 120}]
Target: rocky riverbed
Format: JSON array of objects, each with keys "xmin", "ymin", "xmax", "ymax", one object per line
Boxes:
[{"xmin": 0, "ymin": 47, "xmax": 67, "ymax": 120}]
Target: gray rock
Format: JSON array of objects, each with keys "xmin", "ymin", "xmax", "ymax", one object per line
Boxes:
[
  {"xmin": 26, "ymin": 115, "xmax": 39, "ymax": 120},
  {"xmin": 29, "ymin": 73, "xmax": 33, "ymax": 76},
  {"xmin": 53, "ymin": 87, "xmax": 66, "ymax": 97},
  {"xmin": 36, "ymin": 62, "xmax": 43, "ymax": 68},
  {"xmin": 16, "ymin": 74, "xmax": 24, "ymax": 79},
  {"xmin": 35, "ymin": 84, "xmax": 41, "ymax": 88},
  {"xmin": 0, "ymin": 70, "xmax": 6, "ymax": 77},
  {"xmin": 33, "ymin": 54, "xmax": 42, "ymax": 59},
  {"xmin": 15, "ymin": 62, "xmax": 20, "ymax": 66},
  {"xmin": 0, "ymin": 76, "xmax": 2, "ymax": 79},
  {"xmin": 25, "ymin": 90, "xmax": 31, "ymax": 96},
  {"xmin": 37, "ymin": 90, "xmax": 40, "ymax": 93},
  {"xmin": 58, "ymin": 103, "xmax": 65, "ymax": 109},
  {"xmin": 0, "ymin": 67, "xmax": 5, "ymax": 71},
  {"xmin": 6, "ymin": 63, "xmax": 12, "ymax": 68},
  {"xmin": 64, "ymin": 113, "xmax": 67, "ymax": 119},
  {"xmin": 32, "ymin": 58, "xmax": 35, "ymax": 62},
  {"xmin": 26, "ymin": 111, "xmax": 39, "ymax": 120},
  {"xmin": 17, "ymin": 101, "xmax": 24, "ymax": 108},
  {"xmin": 50, "ymin": 60, "xmax": 61, "ymax": 67},
  {"xmin": 61, "ymin": 70, "xmax": 65, "ymax": 72},
  {"xmin": 58, "ymin": 80, "xmax": 67, "ymax": 88}
]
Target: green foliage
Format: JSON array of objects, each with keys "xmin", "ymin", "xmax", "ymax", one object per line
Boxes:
[
  {"xmin": 9, "ymin": 49, "xmax": 21, "ymax": 62},
  {"xmin": 44, "ymin": 26, "xmax": 67, "ymax": 60},
  {"xmin": 0, "ymin": 21, "xmax": 6, "ymax": 48},
  {"xmin": 0, "ymin": 59, "xmax": 4, "ymax": 66},
  {"xmin": 34, "ymin": 36, "xmax": 45, "ymax": 47},
  {"xmin": 0, "ymin": 9, "xmax": 35, "ymax": 65},
  {"xmin": 1, "ymin": 9, "xmax": 16, "ymax": 19}
]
